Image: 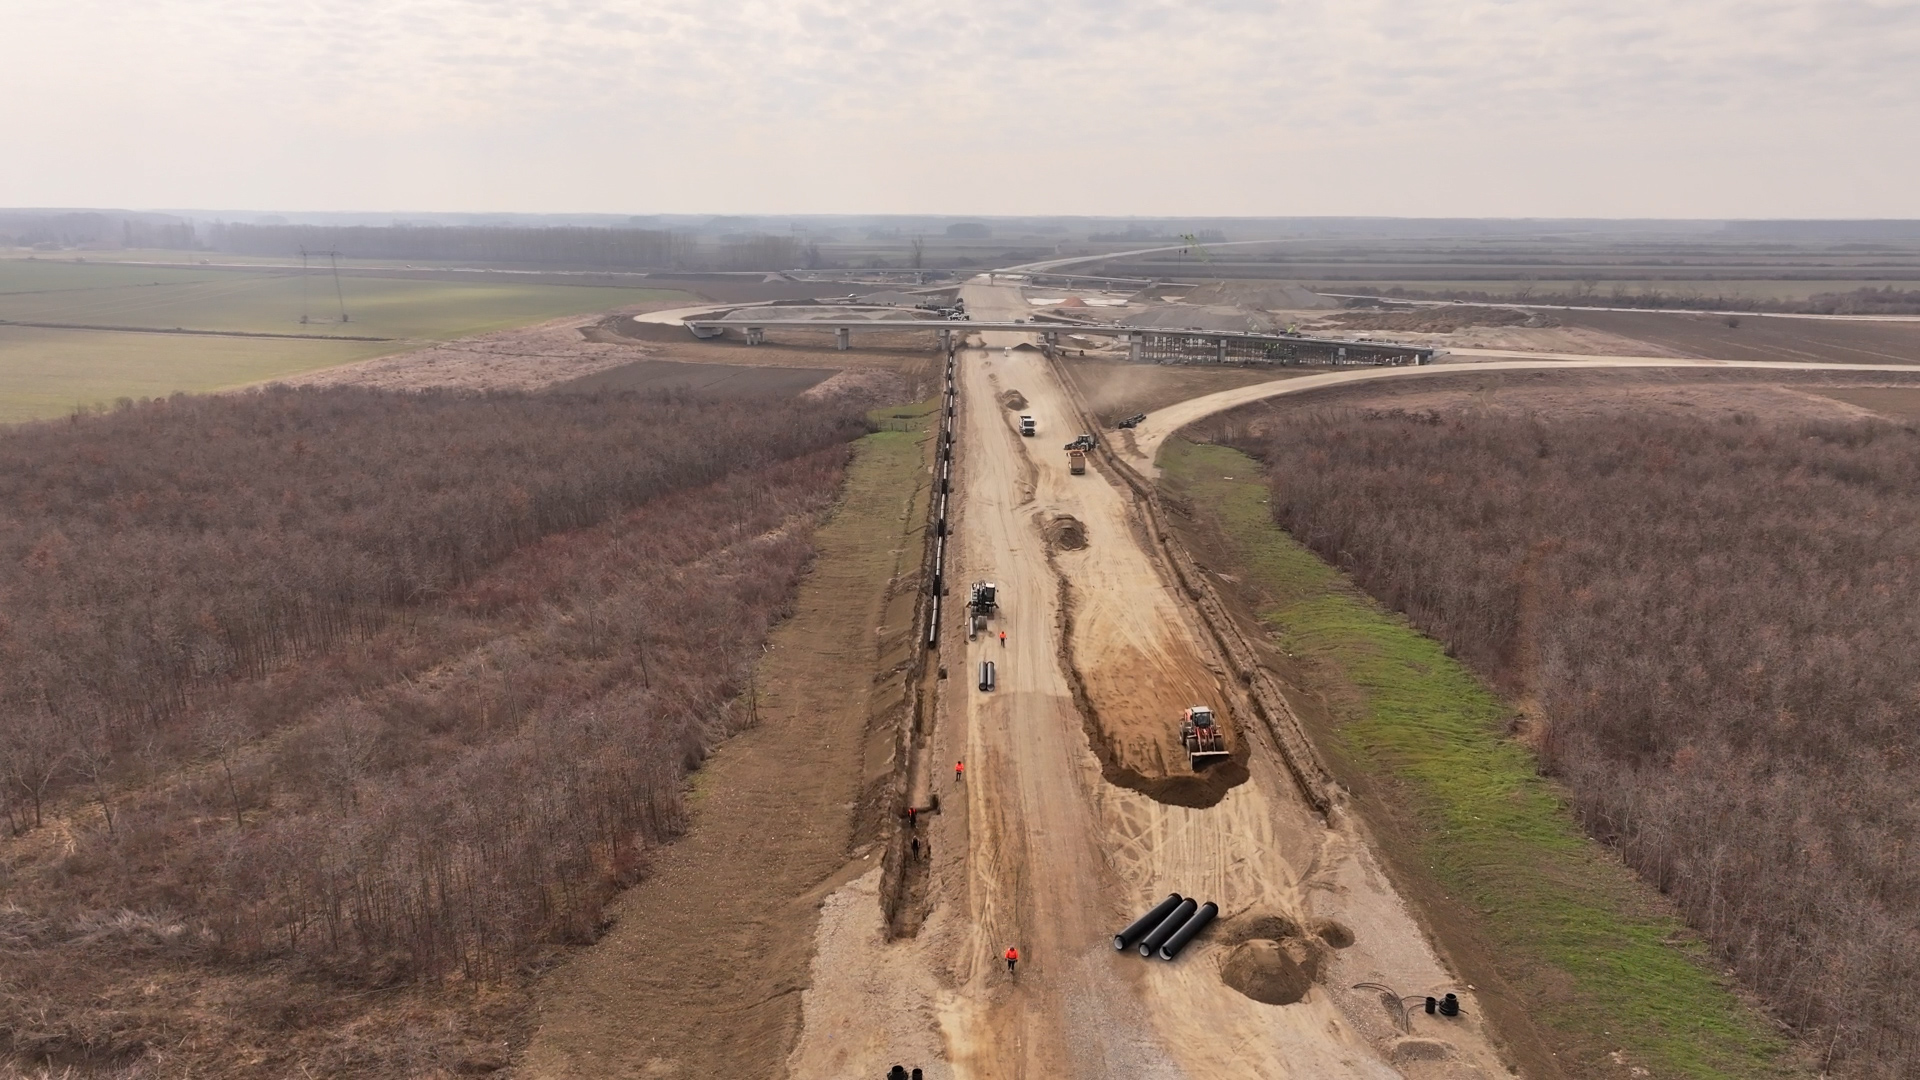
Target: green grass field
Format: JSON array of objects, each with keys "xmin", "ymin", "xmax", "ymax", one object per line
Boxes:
[
  {"xmin": 1161, "ymin": 439, "xmax": 1795, "ymax": 1079},
  {"xmin": 0, "ymin": 258, "xmax": 694, "ymax": 422}
]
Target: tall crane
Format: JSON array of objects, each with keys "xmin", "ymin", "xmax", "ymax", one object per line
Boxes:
[{"xmin": 1179, "ymin": 233, "xmax": 1214, "ymax": 278}]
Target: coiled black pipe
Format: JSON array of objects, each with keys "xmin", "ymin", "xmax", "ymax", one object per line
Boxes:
[
  {"xmin": 1113, "ymin": 893, "xmax": 1183, "ymax": 951},
  {"xmin": 1157, "ymin": 901, "xmax": 1218, "ymax": 960},
  {"xmin": 1137, "ymin": 898, "xmax": 1197, "ymax": 957}
]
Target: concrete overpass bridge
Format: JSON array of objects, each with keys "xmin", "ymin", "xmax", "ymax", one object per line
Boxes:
[{"xmin": 681, "ymin": 315, "xmax": 1434, "ymax": 366}]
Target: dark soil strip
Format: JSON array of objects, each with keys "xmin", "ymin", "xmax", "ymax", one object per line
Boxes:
[{"xmin": 0, "ymin": 318, "xmax": 393, "ymax": 341}]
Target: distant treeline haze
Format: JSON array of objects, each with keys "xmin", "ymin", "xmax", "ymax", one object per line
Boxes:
[
  {"xmin": 1224, "ymin": 407, "xmax": 1920, "ymax": 1076},
  {"xmin": 1352, "ymin": 284, "xmax": 1920, "ymax": 316},
  {"xmin": 0, "ymin": 212, "xmax": 807, "ymax": 271},
  {"xmin": 207, "ymin": 223, "xmax": 800, "ymax": 271}
]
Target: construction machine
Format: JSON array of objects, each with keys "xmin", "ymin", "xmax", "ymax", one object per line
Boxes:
[
  {"xmin": 1117, "ymin": 413, "xmax": 1146, "ymax": 429},
  {"xmin": 1180, "ymin": 706, "xmax": 1230, "ymax": 768},
  {"xmin": 1068, "ymin": 448, "xmax": 1087, "ymax": 475},
  {"xmin": 1019, "ymin": 415, "xmax": 1036, "ymax": 437},
  {"xmin": 1064, "ymin": 434, "xmax": 1096, "ymax": 451},
  {"xmin": 968, "ymin": 581, "xmax": 997, "ymax": 637}
]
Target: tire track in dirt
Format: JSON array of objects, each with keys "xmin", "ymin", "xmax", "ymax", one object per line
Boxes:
[
  {"xmin": 1040, "ymin": 514, "xmax": 1250, "ymax": 808},
  {"xmin": 784, "ymin": 282, "xmax": 1515, "ymax": 1079}
]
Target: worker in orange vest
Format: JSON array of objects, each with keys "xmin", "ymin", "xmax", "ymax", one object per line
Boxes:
[
  {"xmin": 999, "ymin": 630, "xmax": 1006, "ymax": 646},
  {"xmin": 1004, "ymin": 946, "xmax": 1019, "ymax": 976},
  {"xmin": 955, "ymin": 760, "xmax": 965, "ymax": 783}
]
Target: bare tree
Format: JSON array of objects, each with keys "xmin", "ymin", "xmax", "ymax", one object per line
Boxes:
[{"xmin": 198, "ymin": 708, "xmax": 251, "ymax": 828}]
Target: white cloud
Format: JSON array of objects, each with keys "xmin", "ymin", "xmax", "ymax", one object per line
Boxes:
[{"xmin": 2, "ymin": 0, "xmax": 1915, "ymax": 215}]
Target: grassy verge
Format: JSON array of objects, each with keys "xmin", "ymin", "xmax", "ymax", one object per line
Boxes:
[{"xmin": 1161, "ymin": 438, "xmax": 1793, "ymax": 1079}]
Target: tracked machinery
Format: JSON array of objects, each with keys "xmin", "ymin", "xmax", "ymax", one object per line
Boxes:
[
  {"xmin": 1179, "ymin": 706, "xmax": 1230, "ymax": 769},
  {"xmin": 967, "ymin": 581, "xmax": 998, "ymax": 638}
]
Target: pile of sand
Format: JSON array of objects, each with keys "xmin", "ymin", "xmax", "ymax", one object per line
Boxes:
[
  {"xmin": 1220, "ymin": 940, "xmax": 1314, "ymax": 1005},
  {"xmin": 1042, "ymin": 513, "xmax": 1087, "ymax": 551},
  {"xmin": 1321, "ymin": 306, "xmax": 1558, "ymax": 333},
  {"xmin": 1181, "ymin": 281, "xmax": 1336, "ymax": 311}
]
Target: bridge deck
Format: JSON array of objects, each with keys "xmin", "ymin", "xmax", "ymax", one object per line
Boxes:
[{"xmin": 680, "ymin": 316, "xmax": 1432, "ymax": 361}]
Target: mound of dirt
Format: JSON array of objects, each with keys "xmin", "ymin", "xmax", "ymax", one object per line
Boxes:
[
  {"xmin": 1221, "ymin": 940, "xmax": 1314, "ymax": 1005},
  {"xmin": 1322, "ymin": 306, "xmax": 1559, "ymax": 333},
  {"xmin": 1181, "ymin": 281, "xmax": 1336, "ymax": 311},
  {"xmin": 1042, "ymin": 513, "xmax": 1087, "ymax": 551},
  {"xmin": 1390, "ymin": 1038, "xmax": 1455, "ymax": 1064},
  {"xmin": 1228, "ymin": 915, "xmax": 1301, "ymax": 943},
  {"xmin": 1002, "ymin": 389, "xmax": 1029, "ymax": 410}
]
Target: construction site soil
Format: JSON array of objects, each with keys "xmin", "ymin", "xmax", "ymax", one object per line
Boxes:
[
  {"xmin": 1059, "ymin": 357, "xmax": 1316, "ymax": 424},
  {"xmin": 281, "ymin": 306, "xmax": 935, "ymax": 402},
  {"xmin": 774, "ymin": 282, "xmax": 1513, "ymax": 1080},
  {"xmin": 1320, "ymin": 306, "xmax": 1558, "ymax": 333}
]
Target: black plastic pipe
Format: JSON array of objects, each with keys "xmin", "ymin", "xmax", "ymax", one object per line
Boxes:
[
  {"xmin": 1114, "ymin": 893, "xmax": 1183, "ymax": 951},
  {"xmin": 1156, "ymin": 901, "xmax": 1217, "ymax": 960},
  {"xmin": 1137, "ymin": 898, "xmax": 1197, "ymax": 957}
]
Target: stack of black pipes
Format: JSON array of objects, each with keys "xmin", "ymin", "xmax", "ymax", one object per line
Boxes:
[
  {"xmin": 927, "ymin": 348, "xmax": 958, "ymax": 649},
  {"xmin": 1113, "ymin": 892, "xmax": 1218, "ymax": 961}
]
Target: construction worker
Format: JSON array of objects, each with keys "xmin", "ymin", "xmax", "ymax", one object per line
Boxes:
[
  {"xmin": 910, "ymin": 836, "xmax": 921, "ymax": 860},
  {"xmin": 1005, "ymin": 946, "xmax": 1019, "ymax": 976},
  {"xmin": 999, "ymin": 630, "xmax": 1006, "ymax": 647},
  {"xmin": 955, "ymin": 760, "xmax": 965, "ymax": 783},
  {"xmin": 906, "ymin": 805, "xmax": 917, "ymax": 827}
]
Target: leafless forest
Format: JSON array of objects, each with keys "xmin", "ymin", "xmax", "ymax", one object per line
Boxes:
[
  {"xmin": 1227, "ymin": 406, "xmax": 1920, "ymax": 1076},
  {"xmin": 0, "ymin": 387, "xmax": 869, "ymax": 1072}
]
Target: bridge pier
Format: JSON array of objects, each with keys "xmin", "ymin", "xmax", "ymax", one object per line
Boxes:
[
  {"xmin": 939, "ymin": 327, "xmax": 952, "ymax": 351},
  {"xmin": 835, "ymin": 326, "xmax": 850, "ymax": 351},
  {"xmin": 745, "ymin": 326, "xmax": 764, "ymax": 345},
  {"xmin": 1129, "ymin": 337, "xmax": 1143, "ymax": 363},
  {"xmin": 1216, "ymin": 338, "xmax": 1227, "ymax": 363}
]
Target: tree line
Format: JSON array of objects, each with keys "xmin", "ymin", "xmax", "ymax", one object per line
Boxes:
[
  {"xmin": 0, "ymin": 385, "xmax": 872, "ymax": 1070},
  {"xmin": 1227, "ymin": 405, "xmax": 1920, "ymax": 1077}
]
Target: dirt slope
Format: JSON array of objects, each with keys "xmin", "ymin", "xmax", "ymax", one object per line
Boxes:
[{"xmin": 522, "ymin": 416, "xmax": 934, "ymax": 1079}]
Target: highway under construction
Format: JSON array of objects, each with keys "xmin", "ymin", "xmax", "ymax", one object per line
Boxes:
[
  {"xmin": 781, "ymin": 278, "xmax": 1510, "ymax": 1078},
  {"xmin": 773, "ymin": 279, "xmax": 1914, "ymax": 1077}
]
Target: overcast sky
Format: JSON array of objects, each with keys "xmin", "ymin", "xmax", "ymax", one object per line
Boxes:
[{"xmin": 5, "ymin": 0, "xmax": 1916, "ymax": 218}]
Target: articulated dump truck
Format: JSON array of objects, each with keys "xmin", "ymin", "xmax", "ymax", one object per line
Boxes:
[
  {"xmin": 1180, "ymin": 706, "xmax": 1230, "ymax": 769},
  {"xmin": 1068, "ymin": 448, "xmax": 1087, "ymax": 475}
]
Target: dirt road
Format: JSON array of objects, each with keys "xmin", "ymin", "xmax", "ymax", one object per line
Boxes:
[
  {"xmin": 1126, "ymin": 353, "xmax": 1920, "ymax": 471},
  {"xmin": 786, "ymin": 282, "xmax": 1511, "ymax": 1078}
]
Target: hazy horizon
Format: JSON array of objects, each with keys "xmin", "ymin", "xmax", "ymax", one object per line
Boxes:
[{"xmin": 5, "ymin": 0, "xmax": 1918, "ymax": 218}]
